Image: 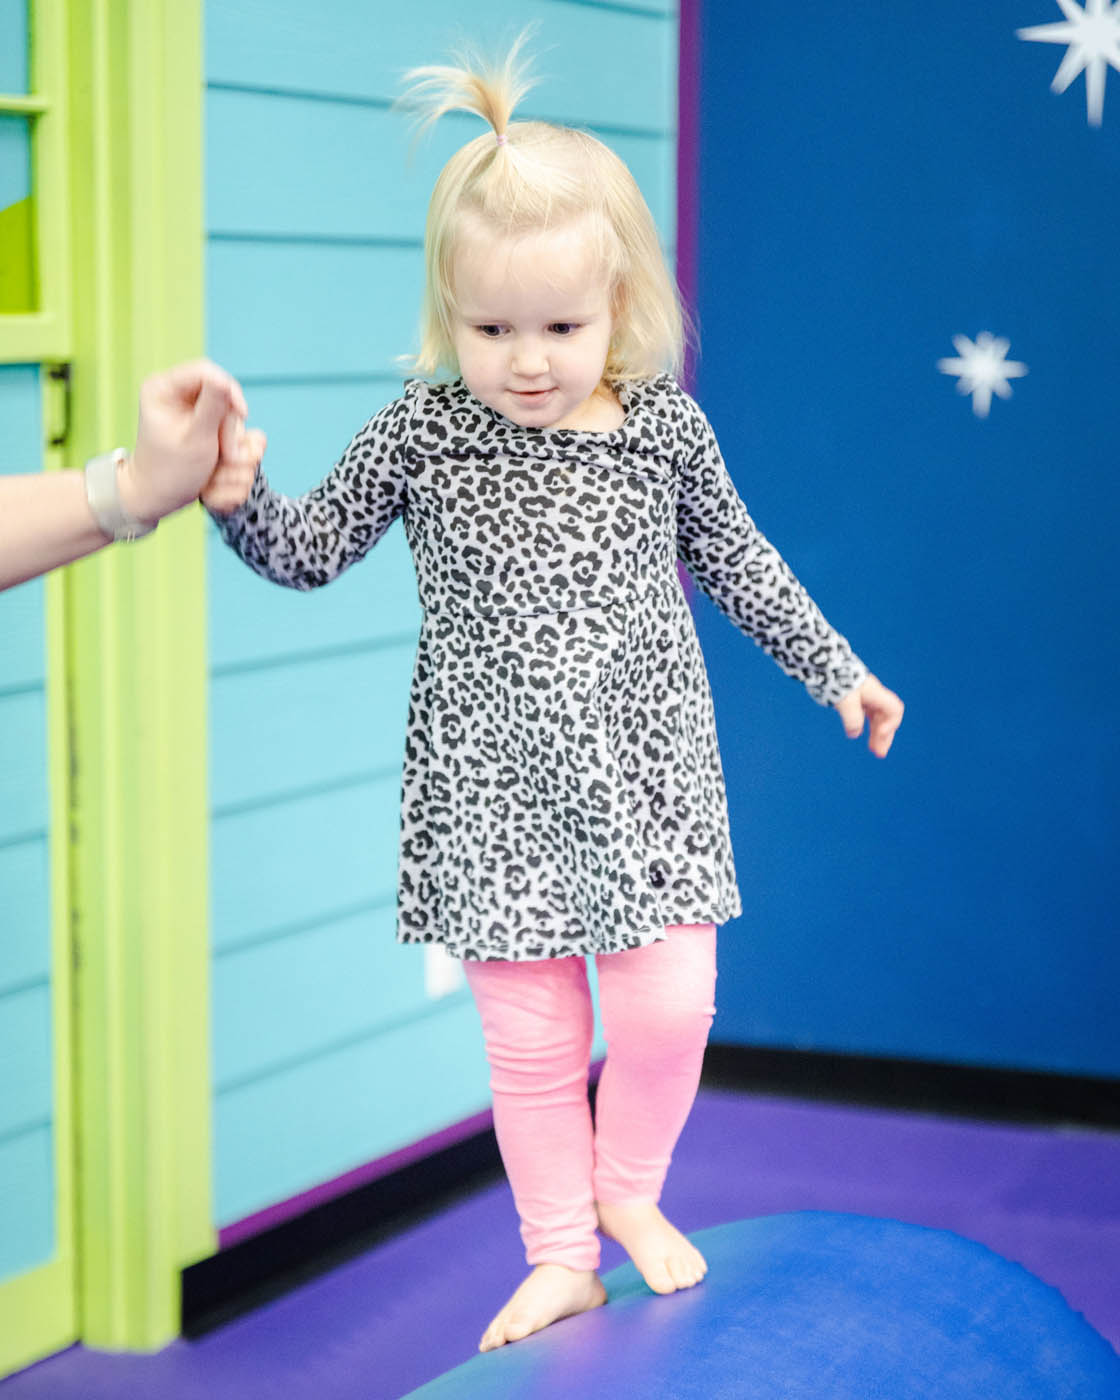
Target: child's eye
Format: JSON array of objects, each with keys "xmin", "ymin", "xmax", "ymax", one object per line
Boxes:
[
  {"xmin": 549, "ymin": 323, "xmax": 578, "ymax": 336},
  {"xmin": 477, "ymin": 324, "xmax": 505, "ymax": 338}
]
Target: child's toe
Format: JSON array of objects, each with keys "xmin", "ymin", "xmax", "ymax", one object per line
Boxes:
[{"xmin": 643, "ymin": 1259, "xmax": 677, "ymax": 1294}]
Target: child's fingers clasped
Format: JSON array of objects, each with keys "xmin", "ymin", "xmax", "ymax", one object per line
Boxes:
[{"xmin": 201, "ymin": 421, "xmax": 265, "ymax": 514}]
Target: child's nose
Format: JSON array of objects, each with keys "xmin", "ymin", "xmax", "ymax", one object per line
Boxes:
[{"xmin": 511, "ymin": 339, "xmax": 548, "ymax": 377}]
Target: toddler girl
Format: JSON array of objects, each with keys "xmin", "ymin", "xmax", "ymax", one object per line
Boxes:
[{"xmin": 206, "ymin": 39, "xmax": 904, "ymax": 1353}]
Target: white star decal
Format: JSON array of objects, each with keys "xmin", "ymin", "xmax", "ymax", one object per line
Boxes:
[
  {"xmin": 1018, "ymin": 0, "xmax": 1120, "ymax": 126},
  {"xmin": 937, "ymin": 333, "xmax": 1029, "ymax": 418}
]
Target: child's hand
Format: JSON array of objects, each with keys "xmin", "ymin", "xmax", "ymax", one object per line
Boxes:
[
  {"xmin": 122, "ymin": 359, "xmax": 249, "ymax": 523},
  {"xmin": 201, "ymin": 411, "xmax": 266, "ymax": 514},
  {"xmin": 835, "ymin": 674, "xmax": 904, "ymax": 758}
]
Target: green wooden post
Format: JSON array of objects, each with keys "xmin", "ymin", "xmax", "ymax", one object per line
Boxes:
[{"xmin": 64, "ymin": 0, "xmax": 213, "ymax": 1349}]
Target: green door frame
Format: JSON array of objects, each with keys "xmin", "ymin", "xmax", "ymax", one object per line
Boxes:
[
  {"xmin": 63, "ymin": 0, "xmax": 214, "ymax": 1351},
  {"xmin": 1, "ymin": 0, "xmax": 215, "ymax": 1375}
]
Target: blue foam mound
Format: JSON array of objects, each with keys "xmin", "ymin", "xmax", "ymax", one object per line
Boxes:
[{"xmin": 406, "ymin": 1212, "xmax": 1120, "ymax": 1398}]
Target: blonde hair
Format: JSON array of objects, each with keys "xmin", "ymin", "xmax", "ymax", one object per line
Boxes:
[{"xmin": 399, "ymin": 34, "xmax": 685, "ymax": 381}]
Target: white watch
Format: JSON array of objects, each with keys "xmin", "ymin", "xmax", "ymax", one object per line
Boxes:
[{"xmin": 84, "ymin": 448, "xmax": 157, "ymax": 542}]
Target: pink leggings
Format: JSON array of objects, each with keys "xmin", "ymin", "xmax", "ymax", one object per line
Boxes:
[{"xmin": 463, "ymin": 924, "xmax": 717, "ymax": 1272}]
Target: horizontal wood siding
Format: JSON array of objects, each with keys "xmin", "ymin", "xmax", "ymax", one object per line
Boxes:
[
  {"xmin": 204, "ymin": 0, "xmax": 677, "ymax": 1227},
  {"xmin": 0, "ymin": 362, "xmax": 54, "ymax": 1281}
]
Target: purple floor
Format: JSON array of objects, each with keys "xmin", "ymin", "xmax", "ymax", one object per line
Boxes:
[{"xmin": 4, "ymin": 1089, "xmax": 1119, "ymax": 1399}]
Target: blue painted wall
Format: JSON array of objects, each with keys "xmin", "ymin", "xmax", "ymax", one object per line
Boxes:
[
  {"xmin": 204, "ymin": 0, "xmax": 679, "ymax": 1226},
  {"xmin": 0, "ymin": 365, "xmax": 55, "ymax": 1283},
  {"xmin": 694, "ymin": 2, "xmax": 1119, "ymax": 1075}
]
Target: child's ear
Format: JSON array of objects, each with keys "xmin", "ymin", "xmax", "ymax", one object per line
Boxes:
[{"xmin": 609, "ymin": 282, "xmax": 630, "ymax": 346}]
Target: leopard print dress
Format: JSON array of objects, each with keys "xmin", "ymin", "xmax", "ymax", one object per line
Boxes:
[{"xmin": 214, "ymin": 374, "xmax": 866, "ymax": 961}]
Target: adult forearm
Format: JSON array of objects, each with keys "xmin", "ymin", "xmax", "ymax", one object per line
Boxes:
[
  {"xmin": 0, "ymin": 470, "xmax": 113, "ymax": 591},
  {"xmin": 0, "ymin": 358, "xmax": 255, "ymax": 594}
]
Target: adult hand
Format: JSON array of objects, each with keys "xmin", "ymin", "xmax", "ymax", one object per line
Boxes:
[
  {"xmin": 835, "ymin": 674, "xmax": 904, "ymax": 758},
  {"xmin": 117, "ymin": 360, "xmax": 250, "ymax": 525}
]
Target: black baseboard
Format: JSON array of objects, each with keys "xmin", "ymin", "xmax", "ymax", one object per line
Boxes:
[
  {"xmin": 180, "ymin": 1127, "xmax": 504, "ymax": 1338},
  {"xmin": 181, "ymin": 1045, "xmax": 1118, "ymax": 1337},
  {"xmin": 701, "ymin": 1042, "xmax": 1120, "ymax": 1129}
]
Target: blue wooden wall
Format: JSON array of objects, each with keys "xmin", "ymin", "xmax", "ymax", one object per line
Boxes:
[
  {"xmin": 695, "ymin": 2, "xmax": 1119, "ymax": 1077},
  {"xmin": 0, "ymin": 364, "xmax": 55, "ymax": 1283},
  {"xmin": 203, "ymin": 0, "xmax": 679, "ymax": 1228}
]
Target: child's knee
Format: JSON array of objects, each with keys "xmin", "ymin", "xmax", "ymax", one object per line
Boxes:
[
  {"xmin": 605, "ymin": 995, "xmax": 714, "ymax": 1066},
  {"xmin": 484, "ymin": 1014, "xmax": 596, "ymax": 1091}
]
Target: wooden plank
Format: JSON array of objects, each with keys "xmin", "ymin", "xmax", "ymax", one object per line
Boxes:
[
  {"xmin": 0, "ymin": 691, "xmax": 46, "ymax": 842},
  {"xmin": 209, "ymin": 641, "xmax": 413, "ymax": 812},
  {"xmin": 221, "ymin": 380, "xmax": 408, "ymax": 494},
  {"xmin": 205, "ymin": 0, "xmax": 674, "ymax": 132},
  {"xmin": 0, "ymin": 1129, "xmax": 53, "ymax": 1281},
  {"xmin": 212, "ymin": 992, "xmax": 489, "ymax": 1228},
  {"xmin": 209, "ymin": 776, "xmax": 402, "ymax": 950},
  {"xmin": 0, "ymin": 583, "xmax": 44, "ymax": 691},
  {"xmin": 206, "ymin": 90, "xmax": 674, "ymax": 244},
  {"xmin": 206, "ymin": 241, "xmax": 422, "ymax": 379},
  {"xmin": 0, "ymin": 983, "xmax": 51, "ymax": 1139},
  {"xmin": 0, "ymin": 840, "xmax": 50, "ymax": 990},
  {"xmin": 0, "ymin": 363, "xmax": 40, "ymax": 469},
  {"xmin": 205, "ymin": 89, "xmax": 453, "ymax": 242},
  {"xmin": 208, "ymin": 519, "xmax": 419, "ymax": 671},
  {"xmin": 211, "ymin": 902, "xmax": 429, "ymax": 1089}
]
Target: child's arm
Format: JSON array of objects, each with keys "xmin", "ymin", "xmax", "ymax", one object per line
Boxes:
[
  {"xmin": 205, "ymin": 391, "xmax": 411, "ymax": 590},
  {"xmin": 676, "ymin": 399, "xmax": 903, "ymax": 756}
]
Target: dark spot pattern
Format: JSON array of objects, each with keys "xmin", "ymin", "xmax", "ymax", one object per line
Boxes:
[{"xmin": 214, "ymin": 376, "xmax": 866, "ymax": 961}]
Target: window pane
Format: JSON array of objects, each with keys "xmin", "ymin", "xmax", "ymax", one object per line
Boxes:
[
  {"xmin": 0, "ymin": 114, "xmax": 36, "ymax": 313},
  {"xmin": 0, "ymin": 0, "xmax": 29, "ymax": 94}
]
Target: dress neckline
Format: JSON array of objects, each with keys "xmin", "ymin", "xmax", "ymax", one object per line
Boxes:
[{"xmin": 450, "ymin": 375, "xmax": 672, "ymax": 448}]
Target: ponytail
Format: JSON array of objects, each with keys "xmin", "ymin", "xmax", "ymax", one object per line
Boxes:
[{"xmin": 399, "ymin": 29, "xmax": 536, "ymax": 145}]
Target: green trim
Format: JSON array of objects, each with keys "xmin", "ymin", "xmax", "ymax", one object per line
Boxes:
[
  {"xmin": 0, "ymin": 1258, "xmax": 74, "ymax": 1377},
  {"xmin": 0, "ymin": 93, "xmax": 48, "ymax": 115},
  {"xmin": 63, "ymin": 0, "xmax": 211, "ymax": 1351},
  {"xmin": 32, "ymin": 0, "xmax": 70, "ymax": 358},
  {"xmin": 0, "ymin": 311, "xmax": 61, "ymax": 361}
]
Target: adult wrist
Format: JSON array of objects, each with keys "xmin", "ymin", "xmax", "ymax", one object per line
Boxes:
[{"xmin": 84, "ymin": 449, "xmax": 158, "ymax": 542}]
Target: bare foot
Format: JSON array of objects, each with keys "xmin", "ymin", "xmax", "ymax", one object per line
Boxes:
[
  {"xmin": 479, "ymin": 1264, "xmax": 607, "ymax": 1352},
  {"xmin": 596, "ymin": 1199, "xmax": 707, "ymax": 1295}
]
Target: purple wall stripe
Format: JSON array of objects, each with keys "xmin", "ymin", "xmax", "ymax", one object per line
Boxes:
[
  {"xmin": 677, "ymin": 0, "xmax": 699, "ymax": 604},
  {"xmin": 677, "ymin": 0, "xmax": 700, "ymax": 393}
]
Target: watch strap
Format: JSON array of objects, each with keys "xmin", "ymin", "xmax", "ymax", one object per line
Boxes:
[{"xmin": 84, "ymin": 448, "xmax": 157, "ymax": 542}]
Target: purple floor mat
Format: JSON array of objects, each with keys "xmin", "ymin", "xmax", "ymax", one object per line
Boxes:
[{"xmin": 3, "ymin": 1090, "xmax": 1118, "ymax": 1399}]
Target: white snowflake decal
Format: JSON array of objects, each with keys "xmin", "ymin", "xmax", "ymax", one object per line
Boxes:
[
  {"xmin": 1018, "ymin": 0, "xmax": 1120, "ymax": 127},
  {"xmin": 937, "ymin": 333, "xmax": 1029, "ymax": 418}
]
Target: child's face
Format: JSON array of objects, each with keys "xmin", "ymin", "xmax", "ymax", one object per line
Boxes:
[{"xmin": 450, "ymin": 216, "xmax": 615, "ymax": 430}]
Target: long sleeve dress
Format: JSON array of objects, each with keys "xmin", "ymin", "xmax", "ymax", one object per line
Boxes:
[{"xmin": 213, "ymin": 374, "xmax": 867, "ymax": 960}]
